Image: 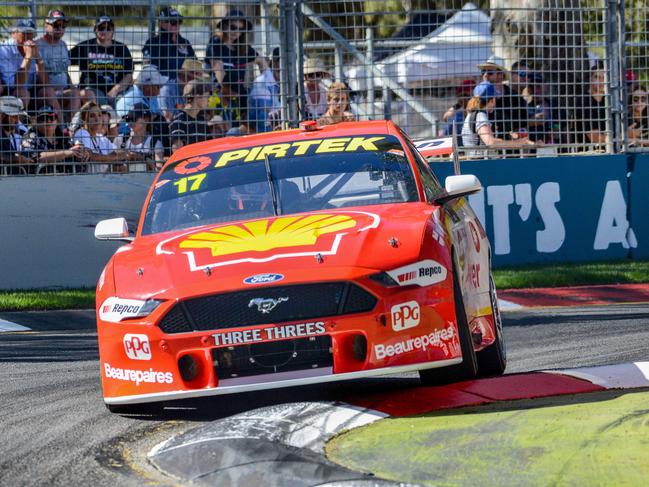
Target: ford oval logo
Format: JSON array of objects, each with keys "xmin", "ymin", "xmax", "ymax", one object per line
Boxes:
[{"xmin": 243, "ymin": 273, "xmax": 285, "ymax": 285}]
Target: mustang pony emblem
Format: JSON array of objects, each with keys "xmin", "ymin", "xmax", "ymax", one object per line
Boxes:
[{"xmin": 248, "ymin": 297, "xmax": 289, "ymax": 314}]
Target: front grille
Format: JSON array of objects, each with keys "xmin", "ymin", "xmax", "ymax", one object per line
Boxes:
[
  {"xmin": 213, "ymin": 335, "xmax": 333, "ymax": 379},
  {"xmin": 157, "ymin": 282, "xmax": 377, "ymax": 334}
]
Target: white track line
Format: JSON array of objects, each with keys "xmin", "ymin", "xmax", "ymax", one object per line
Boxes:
[
  {"xmin": 547, "ymin": 361, "xmax": 649, "ymax": 389},
  {"xmin": 498, "ymin": 298, "xmax": 523, "ymax": 310},
  {"xmin": 0, "ymin": 319, "xmax": 31, "ymax": 332}
]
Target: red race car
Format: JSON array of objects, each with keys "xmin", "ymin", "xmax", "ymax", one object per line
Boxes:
[{"xmin": 95, "ymin": 120, "xmax": 505, "ymax": 414}]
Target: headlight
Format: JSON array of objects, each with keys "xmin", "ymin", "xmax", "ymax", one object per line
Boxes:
[
  {"xmin": 99, "ymin": 297, "xmax": 164, "ymax": 323},
  {"xmin": 370, "ymin": 259, "xmax": 448, "ymax": 287}
]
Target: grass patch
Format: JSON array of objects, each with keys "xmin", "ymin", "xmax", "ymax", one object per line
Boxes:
[
  {"xmin": 0, "ymin": 289, "xmax": 95, "ymax": 312},
  {"xmin": 0, "ymin": 260, "xmax": 648, "ymax": 311},
  {"xmin": 493, "ymin": 259, "xmax": 649, "ymax": 289}
]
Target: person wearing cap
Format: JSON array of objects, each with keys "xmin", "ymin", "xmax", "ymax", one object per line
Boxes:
[
  {"xmin": 461, "ymin": 82, "xmax": 537, "ymax": 158},
  {"xmin": 0, "ymin": 95, "xmax": 34, "ymax": 172},
  {"xmin": 70, "ymin": 15, "xmax": 134, "ymax": 106},
  {"xmin": 207, "ymin": 114, "xmax": 226, "ymax": 139},
  {"xmin": 143, "ymin": 7, "xmax": 195, "ymax": 123},
  {"xmin": 475, "ymin": 55, "xmax": 528, "ymax": 139},
  {"xmin": 441, "ymin": 78, "xmax": 476, "ymax": 136},
  {"xmin": 523, "ymin": 72, "xmax": 553, "ymax": 143},
  {"xmin": 0, "ymin": 18, "xmax": 50, "ymax": 110},
  {"xmin": 22, "ymin": 104, "xmax": 90, "ymax": 173},
  {"xmin": 122, "ymin": 103, "xmax": 164, "ymax": 171},
  {"xmin": 205, "ymin": 8, "xmax": 262, "ymax": 111},
  {"xmin": 115, "ymin": 65, "xmax": 167, "ymax": 118},
  {"xmin": 168, "ymin": 79, "xmax": 211, "ymax": 147},
  {"xmin": 36, "ymin": 10, "xmax": 80, "ymax": 124},
  {"xmin": 303, "ymin": 57, "xmax": 331, "ymax": 120}
]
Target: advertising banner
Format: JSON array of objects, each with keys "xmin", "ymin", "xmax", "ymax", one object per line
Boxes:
[{"xmin": 433, "ymin": 155, "xmax": 634, "ymax": 267}]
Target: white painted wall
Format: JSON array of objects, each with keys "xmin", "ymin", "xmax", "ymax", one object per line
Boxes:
[{"xmin": 0, "ymin": 173, "xmax": 155, "ymax": 290}]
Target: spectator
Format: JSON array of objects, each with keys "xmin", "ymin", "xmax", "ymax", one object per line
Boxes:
[
  {"xmin": 574, "ymin": 61, "xmax": 608, "ymax": 147},
  {"xmin": 441, "ymin": 79, "xmax": 475, "ymax": 136},
  {"xmin": 205, "ymin": 8, "xmax": 260, "ymax": 115},
  {"xmin": 36, "ymin": 10, "xmax": 80, "ymax": 124},
  {"xmin": 122, "ymin": 103, "xmax": 164, "ymax": 171},
  {"xmin": 476, "ymin": 56, "xmax": 528, "ymax": 138},
  {"xmin": 143, "ymin": 7, "xmax": 195, "ymax": 122},
  {"xmin": 0, "ymin": 18, "xmax": 49, "ymax": 110},
  {"xmin": 210, "ymin": 83, "xmax": 244, "ymax": 133},
  {"xmin": 115, "ymin": 65, "xmax": 167, "ymax": 118},
  {"xmin": 524, "ymin": 72, "xmax": 553, "ymax": 143},
  {"xmin": 100, "ymin": 104, "xmax": 122, "ymax": 146},
  {"xmin": 69, "ymin": 15, "xmax": 134, "ymax": 106},
  {"xmin": 248, "ymin": 54, "xmax": 280, "ymax": 133},
  {"xmin": 509, "ymin": 60, "xmax": 530, "ymax": 96},
  {"xmin": 207, "ymin": 114, "xmax": 227, "ymax": 138},
  {"xmin": 169, "ymin": 80, "xmax": 211, "ymax": 146},
  {"xmin": 302, "ymin": 57, "xmax": 330, "ymax": 120},
  {"xmin": 317, "ymin": 82, "xmax": 356, "ymax": 125},
  {"xmin": 628, "ymin": 87, "xmax": 649, "ymax": 147},
  {"xmin": 22, "ymin": 104, "xmax": 89, "ymax": 173},
  {"xmin": 73, "ymin": 101, "xmax": 131, "ymax": 173},
  {"xmin": 461, "ymin": 82, "xmax": 536, "ymax": 158},
  {"xmin": 0, "ymin": 96, "xmax": 33, "ymax": 173}
]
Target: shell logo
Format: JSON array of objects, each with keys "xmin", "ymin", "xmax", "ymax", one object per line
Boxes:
[{"xmin": 179, "ymin": 214, "xmax": 358, "ymax": 257}]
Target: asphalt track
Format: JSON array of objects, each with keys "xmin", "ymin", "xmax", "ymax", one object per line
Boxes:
[{"xmin": 1, "ymin": 300, "xmax": 648, "ymax": 486}]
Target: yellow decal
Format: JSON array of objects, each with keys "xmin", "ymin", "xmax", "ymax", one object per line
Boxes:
[
  {"xmin": 173, "ymin": 173, "xmax": 206, "ymax": 194},
  {"xmin": 179, "ymin": 214, "xmax": 357, "ymax": 257},
  {"xmin": 214, "ymin": 136, "xmax": 386, "ymax": 168}
]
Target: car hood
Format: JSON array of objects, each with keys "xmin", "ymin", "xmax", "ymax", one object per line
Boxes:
[{"xmin": 112, "ymin": 204, "xmax": 435, "ymax": 298}]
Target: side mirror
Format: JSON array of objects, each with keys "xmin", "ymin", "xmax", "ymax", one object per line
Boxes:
[
  {"xmin": 434, "ymin": 174, "xmax": 482, "ymax": 205},
  {"xmin": 95, "ymin": 217, "xmax": 133, "ymax": 242}
]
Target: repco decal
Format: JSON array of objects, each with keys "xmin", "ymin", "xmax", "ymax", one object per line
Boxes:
[
  {"xmin": 173, "ymin": 156, "xmax": 211, "ymax": 175},
  {"xmin": 386, "ymin": 259, "xmax": 448, "ymax": 287}
]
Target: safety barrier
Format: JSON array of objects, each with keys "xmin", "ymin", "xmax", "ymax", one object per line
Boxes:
[{"xmin": 0, "ymin": 153, "xmax": 644, "ymax": 289}]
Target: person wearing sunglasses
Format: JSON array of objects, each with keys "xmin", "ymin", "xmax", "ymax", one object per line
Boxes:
[
  {"xmin": 0, "ymin": 96, "xmax": 33, "ymax": 174},
  {"xmin": 22, "ymin": 104, "xmax": 89, "ymax": 173},
  {"xmin": 70, "ymin": 15, "xmax": 134, "ymax": 108},
  {"xmin": 205, "ymin": 8, "xmax": 265, "ymax": 125},
  {"xmin": 142, "ymin": 7, "xmax": 195, "ymax": 123},
  {"xmin": 35, "ymin": 10, "xmax": 80, "ymax": 125},
  {"xmin": 628, "ymin": 87, "xmax": 649, "ymax": 147},
  {"xmin": 302, "ymin": 57, "xmax": 331, "ymax": 121}
]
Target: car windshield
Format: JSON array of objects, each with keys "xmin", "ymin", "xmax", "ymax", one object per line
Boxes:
[{"xmin": 141, "ymin": 134, "xmax": 419, "ymax": 235}]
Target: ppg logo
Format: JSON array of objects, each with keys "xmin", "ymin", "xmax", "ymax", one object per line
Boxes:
[
  {"xmin": 123, "ymin": 334, "xmax": 151, "ymax": 360},
  {"xmin": 391, "ymin": 301, "xmax": 420, "ymax": 331}
]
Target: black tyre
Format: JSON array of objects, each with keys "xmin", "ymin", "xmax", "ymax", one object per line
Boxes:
[
  {"xmin": 476, "ymin": 273, "xmax": 507, "ymax": 377},
  {"xmin": 106, "ymin": 402, "xmax": 164, "ymax": 415},
  {"xmin": 419, "ymin": 263, "xmax": 478, "ymax": 386}
]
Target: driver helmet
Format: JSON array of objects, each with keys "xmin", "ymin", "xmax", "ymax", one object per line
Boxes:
[{"xmin": 230, "ymin": 182, "xmax": 271, "ymax": 212}]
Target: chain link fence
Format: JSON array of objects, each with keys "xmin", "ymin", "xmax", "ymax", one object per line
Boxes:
[{"xmin": 0, "ymin": 0, "xmax": 645, "ymax": 175}]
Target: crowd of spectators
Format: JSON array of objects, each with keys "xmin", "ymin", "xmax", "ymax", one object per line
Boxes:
[
  {"xmin": 0, "ymin": 6, "xmax": 643, "ymax": 174},
  {"xmin": 0, "ymin": 7, "xmax": 289, "ymax": 175}
]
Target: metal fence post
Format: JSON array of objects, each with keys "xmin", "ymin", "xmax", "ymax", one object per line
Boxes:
[
  {"xmin": 279, "ymin": 0, "xmax": 299, "ymax": 126},
  {"xmin": 617, "ymin": 0, "xmax": 629, "ymax": 153},
  {"xmin": 605, "ymin": 0, "xmax": 623, "ymax": 154},
  {"xmin": 366, "ymin": 27, "xmax": 375, "ymax": 120}
]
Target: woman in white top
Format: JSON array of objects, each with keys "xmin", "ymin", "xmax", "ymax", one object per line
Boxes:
[
  {"xmin": 73, "ymin": 101, "xmax": 129, "ymax": 173},
  {"xmin": 122, "ymin": 103, "xmax": 164, "ymax": 171},
  {"xmin": 461, "ymin": 82, "xmax": 537, "ymax": 158}
]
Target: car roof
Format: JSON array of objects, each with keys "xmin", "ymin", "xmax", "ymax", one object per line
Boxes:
[{"xmin": 166, "ymin": 120, "xmax": 400, "ymax": 166}]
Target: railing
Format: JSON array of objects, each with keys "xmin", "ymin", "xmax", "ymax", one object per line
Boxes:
[{"xmin": 0, "ymin": 0, "xmax": 646, "ymax": 175}]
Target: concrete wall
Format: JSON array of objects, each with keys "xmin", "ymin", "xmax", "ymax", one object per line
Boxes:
[{"xmin": 0, "ymin": 173, "xmax": 154, "ymax": 290}]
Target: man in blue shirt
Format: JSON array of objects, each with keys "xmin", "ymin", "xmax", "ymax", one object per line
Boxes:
[
  {"xmin": 142, "ymin": 7, "xmax": 195, "ymax": 122},
  {"xmin": 0, "ymin": 18, "xmax": 50, "ymax": 110},
  {"xmin": 115, "ymin": 65, "xmax": 166, "ymax": 118}
]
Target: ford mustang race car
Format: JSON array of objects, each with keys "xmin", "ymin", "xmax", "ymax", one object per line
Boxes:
[{"xmin": 95, "ymin": 120, "xmax": 506, "ymax": 414}]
